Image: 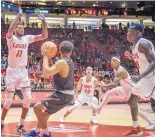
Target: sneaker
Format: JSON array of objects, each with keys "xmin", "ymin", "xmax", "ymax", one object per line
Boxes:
[
  {"xmin": 1, "ymin": 124, "xmax": 4, "ymax": 132},
  {"xmin": 145, "ymin": 123, "xmax": 155, "ymax": 131},
  {"xmin": 59, "ymin": 116, "xmax": 65, "ymax": 123},
  {"xmin": 25, "ymin": 129, "xmax": 40, "ymax": 137},
  {"xmin": 16, "ymin": 124, "xmax": 26, "ymax": 134},
  {"xmin": 123, "ymin": 126, "xmax": 143, "ymax": 137},
  {"xmin": 42, "ymin": 133, "xmax": 52, "ymax": 137},
  {"xmin": 90, "ymin": 118, "xmax": 98, "ymax": 124}
]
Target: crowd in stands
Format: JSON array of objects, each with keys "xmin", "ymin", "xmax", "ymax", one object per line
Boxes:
[{"xmin": 1, "ymin": 18, "xmax": 155, "ymax": 90}]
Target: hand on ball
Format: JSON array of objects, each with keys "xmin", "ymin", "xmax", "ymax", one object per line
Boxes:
[{"xmin": 41, "ymin": 41, "xmax": 57, "ymax": 58}]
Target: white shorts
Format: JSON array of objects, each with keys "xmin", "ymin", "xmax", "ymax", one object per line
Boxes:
[
  {"xmin": 75, "ymin": 94, "xmax": 98, "ymax": 108},
  {"xmin": 6, "ymin": 67, "xmax": 30, "ymax": 92},
  {"xmin": 132, "ymin": 75, "xmax": 155, "ymax": 99},
  {"xmin": 108, "ymin": 86, "xmax": 131, "ymax": 99}
]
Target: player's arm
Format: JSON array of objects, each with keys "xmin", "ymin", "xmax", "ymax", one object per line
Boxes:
[
  {"xmin": 42, "ymin": 56, "xmax": 65, "ymax": 77},
  {"xmin": 124, "ymin": 51, "xmax": 134, "ymax": 60},
  {"xmin": 75, "ymin": 78, "xmax": 83, "ymax": 97},
  {"xmin": 97, "ymin": 71, "xmax": 123, "ymax": 88},
  {"xmin": 7, "ymin": 8, "xmax": 23, "ymax": 39},
  {"xmin": 33, "ymin": 14, "xmax": 48, "ymax": 42},
  {"xmin": 138, "ymin": 40, "xmax": 155, "ymax": 78}
]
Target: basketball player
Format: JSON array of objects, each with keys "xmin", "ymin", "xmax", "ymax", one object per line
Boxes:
[
  {"xmin": 1, "ymin": 8, "xmax": 48, "ymax": 134},
  {"xmin": 94, "ymin": 57, "xmax": 155, "ymax": 131},
  {"xmin": 59, "ymin": 67, "xmax": 99, "ymax": 124},
  {"xmin": 123, "ymin": 24, "xmax": 155, "ymax": 136},
  {"xmin": 25, "ymin": 41, "xmax": 74, "ymax": 137}
]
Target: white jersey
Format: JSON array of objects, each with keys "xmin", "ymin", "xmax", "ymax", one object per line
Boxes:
[
  {"xmin": 81, "ymin": 76, "xmax": 96, "ymax": 96},
  {"xmin": 6, "ymin": 35, "xmax": 35, "ymax": 68},
  {"xmin": 132, "ymin": 38, "xmax": 155, "ymax": 76},
  {"xmin": 114, "ymin": 66, "xmax": 134, "ymax": 94}
]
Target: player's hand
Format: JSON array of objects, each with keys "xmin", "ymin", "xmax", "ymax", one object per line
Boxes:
[
  {"xmin": 132, "ymin": 76, "xmax": 142, "ymax": 84},
  {"xmin": 124, "ymin": 51, "xmax": 132, "ymax": 58},
  {"xmin": 18, "ymin": 7, "xmax": 24, "ymax": 17},
  {"xmin": 36, "ymin": 13, "xmax": 45, "ymax": 21},
  {"xmin": 41, "ymin": 44, "xmax": 50, "ymax": 57},
  {"xmin": 74, "ymin": 94, "xmax": 78, "ymax": 99}
]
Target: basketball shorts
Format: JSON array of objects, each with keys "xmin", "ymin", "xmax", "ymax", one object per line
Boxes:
[
  {"xmin": 41, "ymin": 92, "xmax": 74, "ymax": 114},
  {"xmin": 6, "ymin": 67, "xmax": 30, "ymax": 92},
  {"xmin": 75, "ymin": 93, "xmax": 99, "ymax": 108},
  {"xmin": 132, "ymin": 75, "xmax": 155, "ymax": 99}
]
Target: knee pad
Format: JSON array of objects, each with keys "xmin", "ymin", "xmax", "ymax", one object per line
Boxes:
[
  {"xmin": 3, "ymin": 93, "xmax": 14, "ymax": 109},
  {"xmin": 68, "ymin": 101, "xmax": 80, "ymax": 112},
  {"xmin": 21, "ymin": 88, "xmax": 32, "ymax": 108},
  {"xmin": 91, "ymin": 97, "xmax": 98, "ymax": 107}
]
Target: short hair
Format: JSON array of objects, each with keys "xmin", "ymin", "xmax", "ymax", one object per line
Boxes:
[
  {"xmin": 59, "ymin": 41, "xmax": 74, "ymax": 53},
  {"xmin": 16, "ymin": 22, "xmax": 24, "ymax": 28},
  {"xmin": 86, "ymin": 66, "xmax": 93, "ymax": 70},
  {"xmin": 129, "ymin": 23, "xmax": 144, "ymax": 33},
  {"xmin": 111, "ymin": 57, "xmax": 120, "ymax": 63}
]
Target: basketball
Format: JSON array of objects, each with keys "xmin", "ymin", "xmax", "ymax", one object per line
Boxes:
[{"xmin": 41, "ymin": 41, "xmax": 57, "ymax": 57}]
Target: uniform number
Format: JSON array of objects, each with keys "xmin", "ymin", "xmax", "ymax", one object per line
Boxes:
[{"xmin": 16, "ymin": 50, "xmax": 23, "ymax": 57}]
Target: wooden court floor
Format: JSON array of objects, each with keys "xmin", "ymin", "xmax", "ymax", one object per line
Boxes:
[{"xmin": 2, "ymin": 103, "xmax": 155, "ymax": 137}]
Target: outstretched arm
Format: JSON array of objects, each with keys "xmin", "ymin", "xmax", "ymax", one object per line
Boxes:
[
  {"xmin": 7, "ymin": 8, "xmax": 23, "ymax": 39},
  {"xmin": 33, "ymin": 13, "xmax": 48, "ymax": 42},
  {"xmin": 97, "ymin": 71, "xmax": 123, "ymax": 88}
]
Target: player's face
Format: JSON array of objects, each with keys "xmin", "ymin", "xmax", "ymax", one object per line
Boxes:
[
  {"xmin": 127, "ymin": 28, "xmax": 138, "ymax": 42},
  {"xmin": 15, "ymin": 25, "xmax": 24, "ymax": 36},
  {"xmin": 86, "ymin": 67, "xmax": 93, "ymax": 75},
  {"xmin": 111, "ymin": 59, "xmax": 119, "ymax": 69}
]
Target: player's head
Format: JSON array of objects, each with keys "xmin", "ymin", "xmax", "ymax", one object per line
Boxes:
[
  {"xmin": 14, "ymin": 22, "xmax": 24, "ymax": 36},
  {"xmin": 111, "ymin": 57, "xmax": 120, "ymax": 69},
  {"xmin": 86, "ymin": 66, "xmax": 93, "ymax": 75},
  {"xmin": 127, "ymin": 24, "xmax": 144, "ymax": 43},
  {"xmin": 59, "ymin": 41, "xmax": 74, "ymax": 57}
]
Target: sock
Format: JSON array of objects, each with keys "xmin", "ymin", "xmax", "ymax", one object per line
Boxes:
[
  {"xmin": 138, "ymin": 110, "xmax": 153, "ymax": 125},
  {"xmin": 34, "ymin": 127, "xmax": 40, "ymax": 133},
  {"xmin": 18, "ymin": 118, "xmax": 25, "ymax": 126},
  {"xmin": 1, "ymin": 120, "xmax": 4, "ymax": 125},
  {"xmin": 43, "ymin": 128, "xmax": 49, "ymax": 135},
  {"xmin": 133, "ymin": 121, "xmax": 139, "ymax": 128}
]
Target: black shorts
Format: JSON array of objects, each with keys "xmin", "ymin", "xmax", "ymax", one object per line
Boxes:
[{"xmin": 41, "ymin": 92, "xmax": 74, "ymax": 114}]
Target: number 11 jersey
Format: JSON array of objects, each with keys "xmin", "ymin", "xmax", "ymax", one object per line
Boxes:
[{"xmin": 6, "ymin": 35, "xmax": 35, "ymax": 68}]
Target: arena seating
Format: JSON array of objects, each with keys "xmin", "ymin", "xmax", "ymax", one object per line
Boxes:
[{"xmin": 1, "ymin": 21, "xmax": 155, "ymax": 89}]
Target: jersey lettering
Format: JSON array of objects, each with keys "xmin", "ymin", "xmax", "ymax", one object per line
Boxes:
[{"xmin": 13, "ymin": 43, "xmax": 27, "ymax": 49}]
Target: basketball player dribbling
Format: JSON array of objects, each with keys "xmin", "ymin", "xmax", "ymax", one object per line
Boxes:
[
  {"xmin": 60, "ymin": 67, "xmax": 99, "ymax": 124},
  {"xmin": 1, "ymin": 8, "xmax": 48, "ymax": 134},
  {"xmin": 25, "ymin": 41, "xmax": 74, "ymax": 137},
  {"xmin": 94, "ymin": 57, "xmax": 155, "ymax": 131},
  {"xmin": 123, "ymin": 24, "xmax": 155, "ymax": 136}
]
